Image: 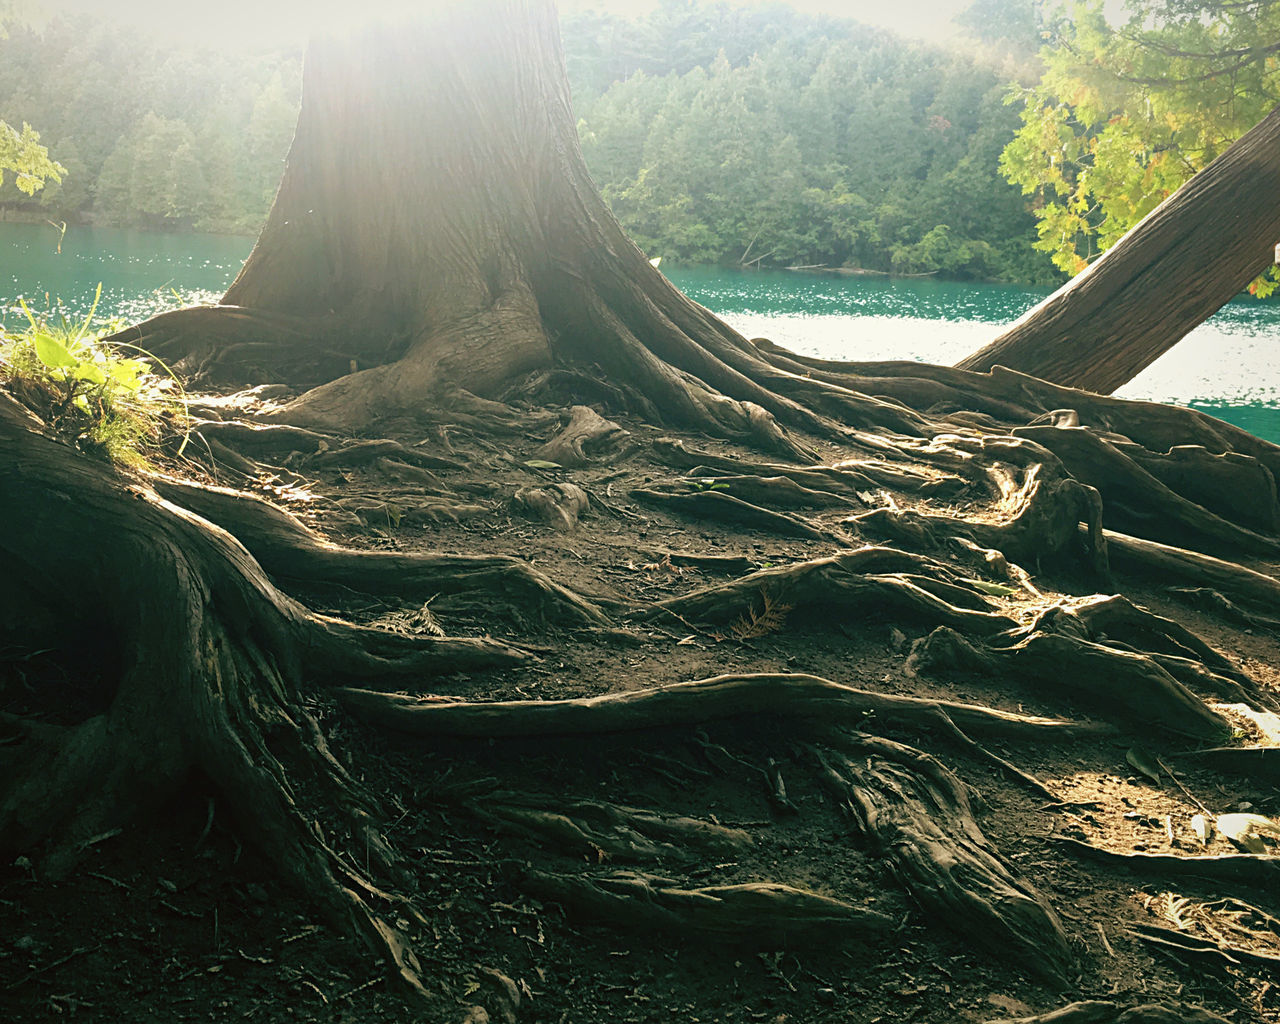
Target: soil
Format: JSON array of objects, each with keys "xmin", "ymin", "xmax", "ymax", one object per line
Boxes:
[{"xmin": 3, "ymin": 398, "xmax": 1280, "ymax": 1024}]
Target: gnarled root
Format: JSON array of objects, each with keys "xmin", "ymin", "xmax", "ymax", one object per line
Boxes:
[
  {"xmin": 813, "ymin": 732, "xmax": 1074, "ymax": 985},
  {"xmin": 854, "ymin": 435, "xmax": 1109, "ymax": 579},
  {"xmin": 523, "ymin": 870, "xmax": 896, "ymax": 942},
  {"xmin": 647, "ymin": 548, "xmax": 1019, "ymax": 635},
  {"xmin": 535, "ymin": 404, "xmax": 630, "ymax": 466},
  {"xmin": 906, "ymin": 593, "xmax": 1240, "ymax": 739},
  {"xmin": 337, "ymin": 672, "xmax": 1105, "ymax": 742},
  {"xmin": 150, "ymin": 476, "xmax": 610, "ymax": 625},
  {"xmin": 0, "ymin": 396, "xmax": 541, "ymax": 998}
]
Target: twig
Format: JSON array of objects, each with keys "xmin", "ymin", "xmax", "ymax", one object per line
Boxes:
[
  {"xmin": 1155, "ymin": 756, "xmax": 1210, "ymax": 814},
  {"xmin": 334, "ymin": 975, "xmax": 383, "ymax": 1002},
  {"xmin": 927, "ymin": 705, "xmax": 1062, "ymax": 803},
  {"xmin": 4, "ymin": 944, "xmax": 102, "ymax": 991},
  {"xmin": 1096, "ymin": 922, "xmax": 1116, "ymax": 956}
]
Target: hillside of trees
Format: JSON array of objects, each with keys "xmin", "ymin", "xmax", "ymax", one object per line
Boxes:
[{"xmin": 0, "ymin": 1, "xmax": 1061, "ymax": 283}]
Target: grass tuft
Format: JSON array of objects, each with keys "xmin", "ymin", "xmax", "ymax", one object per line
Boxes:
[{"xmin": 0, "ymin": 285, "xmax": 188, "ymax": 467}]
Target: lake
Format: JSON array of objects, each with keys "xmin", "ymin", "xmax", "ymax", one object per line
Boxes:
[{"xmin": 3, "ymin": 221, "xmax": 1279, "ymax": 442}]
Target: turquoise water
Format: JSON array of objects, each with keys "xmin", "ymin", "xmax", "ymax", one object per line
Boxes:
[
  {"xmin": 0, "ymin": 222, "xmax": 250, "ymax": 326},
  {"xmin": 3, "ymin": 222, "xmax": 1279, "ymax": 442}
]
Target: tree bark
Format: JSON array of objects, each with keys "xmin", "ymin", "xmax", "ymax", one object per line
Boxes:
[
  {"xmin": 172, "ymin": 0, "xmax": 827, "ymax": 450},
  {"xmin": 957, "ymin": 103, "xmax": 1280, "ymax": 394}
]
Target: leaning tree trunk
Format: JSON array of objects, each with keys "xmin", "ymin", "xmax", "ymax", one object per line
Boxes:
[{"xmin": 957, "ymin": 103, "xmax": 1280, "ymax": 394}]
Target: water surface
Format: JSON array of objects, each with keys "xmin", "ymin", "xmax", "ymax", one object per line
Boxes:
[{"xmin": 3, "ymin": 222, "xmax": 1278, "ymax": 442}]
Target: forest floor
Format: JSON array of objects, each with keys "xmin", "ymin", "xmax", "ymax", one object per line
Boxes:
[{"xmin": 3, "ymin": 392, "xmax": 1280, "ymax": 1024}]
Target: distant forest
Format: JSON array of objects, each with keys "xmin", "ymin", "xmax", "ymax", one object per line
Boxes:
[{"xmin": 0, "ymin": 1, "xmax": 1060, "ymax": 284}]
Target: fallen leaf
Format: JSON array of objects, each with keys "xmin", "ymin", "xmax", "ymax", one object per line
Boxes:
[{"xmin": 1126, "ymin": 746, "xmax": 1162, "ymax": 784}]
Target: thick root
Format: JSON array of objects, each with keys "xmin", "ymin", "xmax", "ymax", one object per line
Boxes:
[
  {"xmin": 535, "ymin": 404, "xmax": 630, "ymax": 466},
  {"xmin": 648, "ymin": 548, "xmax": 1018, "ymax": 635},
  {"xmin": 337, "ymin": 672, "xmax": 1107, "ymax": 740},
  {"xmin": 522, "ymin": 870, "xmax": 896, "ymax": 941},
  {"xmin": 814, "ymin": 733, "xmax": 1074, "ymax": 985},
  {"xmin": 910, "ymin": 625, "xmax": 1230, "ymax": 737},
  {"xmin": 1053, "ymin": 836, "xmax": 1280, "ymax": 887},
  {"xmin": 466, "ymin": 794, "xmax": 752, "ymax": 862},
  {"xmin": 150, "ymin": 477, "xmax": 610, "ymax": 625}
]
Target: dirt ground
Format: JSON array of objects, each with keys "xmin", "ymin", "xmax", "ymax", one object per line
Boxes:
[{"xmin": 3, "ymin": 400, "xmax": 1280, "ymax": 1023}]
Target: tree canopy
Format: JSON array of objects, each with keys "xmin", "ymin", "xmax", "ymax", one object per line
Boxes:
[
  {"xmin": 1001, "ymin": 0, "xmax": 1280, "ymax": 292},
  {"xmin": 0, "ymin": 2, "xmax": 1060, "ymax": 284},
  {"xmin": 0, "ymin": 16, "xmax": 300, "ymax": 232}
]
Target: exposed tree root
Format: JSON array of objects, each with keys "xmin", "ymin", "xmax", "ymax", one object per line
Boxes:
[
  {"xmin": 1013, "ymin": 425, "xmax": 1280, "ymax": 557},
  {"xmin": 535, "ymin": 404, "xmax": 630, "ymax": 466},
  {"xmin": 149, "ymin": 477, "xmax": 610, "ymax": 625},
  {"xmin": 647, "ymin": 549, "xmax": 1019, "ymax": 635},
  {"xmin": 907, "ymin": 603, "xmax": 1236, "ymax": 740},
  {"xmin": 515, "ymin": 481, "xmax": 591, "ymax": 531},
  {"xmin": 1104, "ymin": 529, "xmax": 1280, "ymax": 619},
  {"xmin": 652, "ymin": 436, "xmax": 968, "ymax": 497},
  {"xmin": 14, "ymin": 282, "xmax": 1280, "ymax": 1017},
  {"xmin": 521, "ymin": 870, "xmax": 896, "ymax": 941},
  {"xmin": 1053, "ymin": 837, "xmax": 1280, "ymax": 887},
  {"xmin": 918, "ymin": 705, "xmax": 1063, "ymax": 802},
  {"xmin": 813, "ymin": 732, "xmax": 1073, "ymax": 985},
  {"xmin": 984, "ymin": 1000, "xmax": 1231, "ymax": 1023},
  {"xmin": 0, "ymin": 396, "xmax": 440, "ymax": 998},
  {"xmin": 1129, "ymin": 921, "xmax": 1280, "ymax": 973},
  {"xmin": 336, "ymin": 672, "xmax": 1106, "ymax": 740},
  {"xmin": 464, "ymin": 793, "xmax": 753, "ymax": 862}
]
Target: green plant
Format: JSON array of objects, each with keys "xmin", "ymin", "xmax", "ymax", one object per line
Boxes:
[{"xmin": 0, "ymin": 285, "xmax": 188, "ymax": 466}]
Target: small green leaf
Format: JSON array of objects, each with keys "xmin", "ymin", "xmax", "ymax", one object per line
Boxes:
[
  {"xmin": 74, "ymin": 362, "xmax": 107, "ymax": 385},
  {"xmin": 33, "ymin": 332, "xmax": 76, "ymax": 368},
  {"xmin": 106, "ymin": 358, "xmax": 147, "ymax": 389}
]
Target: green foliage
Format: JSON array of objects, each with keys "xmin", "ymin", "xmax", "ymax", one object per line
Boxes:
[
  {"xmin": 569, "ymin": 5, "xmax": 1058, "ymax": 282},
  {"xmin": 0, "ymin": 15, "xmax": 301, "ymax": 232},
  {"xmin": 1001, "ymin": 0, "xmax": 1280, "ymax": 293},
  {"xmin": 0, "ymin": 118, "xmax": 63, "ymax": 195},
  {"xmin": 0, "ymin": 286, "xmax": 187, "ymax": 465}
]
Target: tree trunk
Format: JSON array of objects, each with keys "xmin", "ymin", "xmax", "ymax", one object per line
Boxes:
[
  {"xmin": 957, "ymin": 103, "xmax": 1280, "ymax": 394},
  {"xmin": 133, "ymin": 0, "xmax": 834, "ymax": 451}
]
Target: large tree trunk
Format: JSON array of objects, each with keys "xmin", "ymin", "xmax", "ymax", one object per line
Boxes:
[
  {"xmin": 957, "ymin": 104, "xmax": 1280, "ymax": 394},
  {"xmin": 122, "ymin": 0, "xmax": 861, "ymax": 453}
]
